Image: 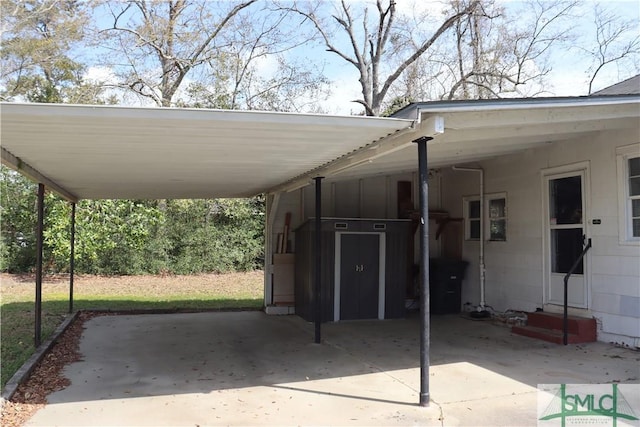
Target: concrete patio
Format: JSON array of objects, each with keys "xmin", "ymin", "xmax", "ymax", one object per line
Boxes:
[{"xmin": 25, "ymin": 311, "xmax": 639, "ymax": 426}]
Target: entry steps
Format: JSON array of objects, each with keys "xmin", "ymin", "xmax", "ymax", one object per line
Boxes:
[{"xmin": 511, "ymin": 312, "xmax": 597, "ymax": 344}]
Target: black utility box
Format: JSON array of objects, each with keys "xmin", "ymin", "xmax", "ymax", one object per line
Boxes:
[{"xmin": 429, "ymin": 258, "xmax": 469, "ymax": 314}]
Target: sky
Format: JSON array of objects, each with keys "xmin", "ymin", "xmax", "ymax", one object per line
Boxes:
[
  {"xmin": 312, "ymin": 0, "xmax": 640, "ymax": 114},
  {"xmin": 84, "ymin": 0, "xmax": 640, "ymax": 115},
  {"xmin": 539, "ymin": 1, "xmax": 640, "ymax": 94}
]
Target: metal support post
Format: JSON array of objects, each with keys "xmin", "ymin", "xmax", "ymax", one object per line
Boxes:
[
  {"xmin": 69, "ymin": 202, "xmax": 76, "ymax": 313},
  {"xmin": 35, "ymin": 183, "xmax": 45, "ymax": 347},
  {"xmin": 314, "ymin": 177, "xmax": 324, "ymax": 344},
  {"xmin": 414, "ymin": 136, "xmax": 432, "ymax": 407}
]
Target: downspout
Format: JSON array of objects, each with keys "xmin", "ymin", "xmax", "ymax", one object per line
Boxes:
[{"xmin": 452, "ymin": 166, "xmax": 486, "ymax": 311}]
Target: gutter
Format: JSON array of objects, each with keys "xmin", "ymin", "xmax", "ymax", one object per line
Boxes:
[{"xmin": 392, "ymin": 94, "xmax": 640, "ymax": 119}]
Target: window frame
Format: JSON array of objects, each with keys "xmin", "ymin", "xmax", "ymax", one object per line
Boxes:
[
  {"xmin": 617, "ymin": 143, "xmax": 640, "ymax": 244},
  {"xmin": 463, "ymin": 192, "xmax": 508, "ymax": 242}
]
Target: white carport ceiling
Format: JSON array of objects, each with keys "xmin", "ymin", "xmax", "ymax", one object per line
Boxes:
[
  {"xmin": 2, "ymin": 96, "xmax": 638, "ymax": 200},
  {"xmin": 0, "ymin": 103, "xmax": 414, "ymax": 201},
  {"xmin": 333, "ymin": 96, "xmax": 640, "ymax": 180}
]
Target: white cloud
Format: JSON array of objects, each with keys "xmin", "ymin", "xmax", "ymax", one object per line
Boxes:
[
  {"xmin": 83, "ymin": 66, "xmax": 116, "ymax": 84},
  {"xmin": 320, "ymin": 66, "xmax": 364, "ymax": 115},
  {"xmin": 393, "ymin": 0, "xmax": 448, "ymax": 17},
  {"xmin": 251, "ymin": 53, "xmax": 280, "ymax": 80}
]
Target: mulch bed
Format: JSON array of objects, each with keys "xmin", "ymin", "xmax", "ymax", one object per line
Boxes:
[{"xmin": 0, "ymin": 312, "xmax": 100, "ymax": 427}]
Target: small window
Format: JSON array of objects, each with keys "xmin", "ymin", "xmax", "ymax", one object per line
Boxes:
[
  {"xmin": 468, "ymin": 200, "xmax": 481, "ymax": 240},
  {"xmin": 629, "ymin": 157, "xmax": 640, "ymax": 237},
  {"xmin": 489, "ymin": 198, "xmax": 507, "ymax": 241},
  {"xmin": 617, "ymin": 144, "xmax": 640, "ymax": 244},
  {"xmin": 464, "ymin": 193, "xmax": 507, "ymax": 241}
]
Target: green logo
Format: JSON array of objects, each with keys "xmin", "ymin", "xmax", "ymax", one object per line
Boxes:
[{"xmin": 539, "ymin": 384, "xmax": 638, "ymax": 427}]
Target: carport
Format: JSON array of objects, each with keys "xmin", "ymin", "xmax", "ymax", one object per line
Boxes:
[
  {"xmin": 1, "ymin": 102, "xmax": 439, "ymax": 404},
  {"xmin": 2, "ymin": 96, "xmax": 637, "ymax": 408}
]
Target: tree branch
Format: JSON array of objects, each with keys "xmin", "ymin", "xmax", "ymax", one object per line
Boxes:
[{"xmin": 378, "ymin": 0, "xmax": 479, "ymax": 109}]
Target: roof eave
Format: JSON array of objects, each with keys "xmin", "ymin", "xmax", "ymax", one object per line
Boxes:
[{"xmin": 392, "ymin": 94, "xmax": 640, "ymax": 119}]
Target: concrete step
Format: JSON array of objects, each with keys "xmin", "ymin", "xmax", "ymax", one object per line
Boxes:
[{"xmin": 511, "ymin": 312, "xmax": 597, "ymax": 344}]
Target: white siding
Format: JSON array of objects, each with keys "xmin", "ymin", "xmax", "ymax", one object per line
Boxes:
[
  {"xmin": 440, "ymin": 127, "xmax": 640, "ymax": 345},
  {"xmin": 334, "ymin": 180, "xmax": 361, "ymax": 217},
  {"xmin": 301, "ymin": 172, "xmax": 439, "ymax": 220},
  {"xmin": 269, "ymin": 127, "xmax": 639, "ymax": 344},
  {"xmin": 302, "ymin": 182, "xmax": 333, "ymax": 219},
  {"xmin": 362, "ymin": 176, "xmax": 388, "ymax": 218}
]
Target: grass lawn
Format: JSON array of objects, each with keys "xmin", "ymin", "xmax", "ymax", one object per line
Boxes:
[{"xmin": 0, "ymin": 271, "xmax": 264, "ymax": 389}]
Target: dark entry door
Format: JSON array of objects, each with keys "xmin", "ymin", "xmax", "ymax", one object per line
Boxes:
[{"xmin": 340, "ymin": 234, "xmax": 380, "ymax": 320}]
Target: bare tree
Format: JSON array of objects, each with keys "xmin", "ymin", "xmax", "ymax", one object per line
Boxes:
[
  {"xmin": 387, "ymin": 0, "xmax": 578, "ymax": 103},
  {"xmin": 176, "ymin": 53, "xmax": 329, "ymax": 113},
  {"xmin": 283, "ymin": 0, "xmax": 480, "ymax": 116},
  {"xmin": 98, "ymin": 0, "xmax": 258, "ymax": 107},
  {"xmin": 584, "ymin": 4, "xmax": 640, "ymax": 94},
  {"xmin": 441, "ymin": 0, "xmax": 578, "ymax": 100},
  {"xmin": 175, "ymin": 8, "xmax": 329, "ymax": 112},
  {"xmin": 286, "ymin": 0, "xmax": 581, "ymax": 113}
]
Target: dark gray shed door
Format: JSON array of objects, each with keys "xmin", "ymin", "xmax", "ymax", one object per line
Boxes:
[{"xmin": 340, "ymin": 234, "xmax": 380, "ymax": 320}]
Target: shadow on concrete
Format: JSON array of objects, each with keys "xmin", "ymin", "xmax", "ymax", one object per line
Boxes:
[{"xmin": 271, "ymin": 384, "xmax": 418, "ymax": 407}]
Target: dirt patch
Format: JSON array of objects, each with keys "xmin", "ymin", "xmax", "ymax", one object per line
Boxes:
[{"xmin": 0, "ymin": 312, "xmax": 99, "ymax": 427}]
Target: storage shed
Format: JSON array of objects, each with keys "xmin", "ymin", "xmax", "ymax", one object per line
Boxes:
[{"xmin": 294, "ymin": 218, "xmax": 412, "ymax": 322}]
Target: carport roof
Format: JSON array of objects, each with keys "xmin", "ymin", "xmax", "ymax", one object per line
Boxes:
[
  {"xmin": 2, "ymin": 95, "xmax": 639, "ymax": 201},
  {"xmin": 331, "ymin": 94, "xmax": 640, "ymax": 180},
  {"xmin": 0, "ymin": 103, "xmax": 414, "ymax": 201}
]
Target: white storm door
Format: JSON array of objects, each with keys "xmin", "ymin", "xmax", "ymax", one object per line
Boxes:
[{"xmin": 544, "ymin": 171, "xmax": 588, "ymax": 308}]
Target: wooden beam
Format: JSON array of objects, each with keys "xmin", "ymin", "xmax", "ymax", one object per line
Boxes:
[{"xmin": 1, "ymin": 147, "xmax": 78, "ymax": 202}]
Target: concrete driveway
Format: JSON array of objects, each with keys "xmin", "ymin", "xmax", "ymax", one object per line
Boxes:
[{"xmin": 26, "ymin": 312, "xmax": 639, "ymax": 426}]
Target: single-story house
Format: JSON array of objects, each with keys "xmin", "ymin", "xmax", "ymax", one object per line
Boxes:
[
  {"xmin": 2, "ymin": 76, "xmax": 639, "ymax": 351},
  {"xmin": 264, "ymin": 76, "xmax": 640, "ymax": 347}
]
